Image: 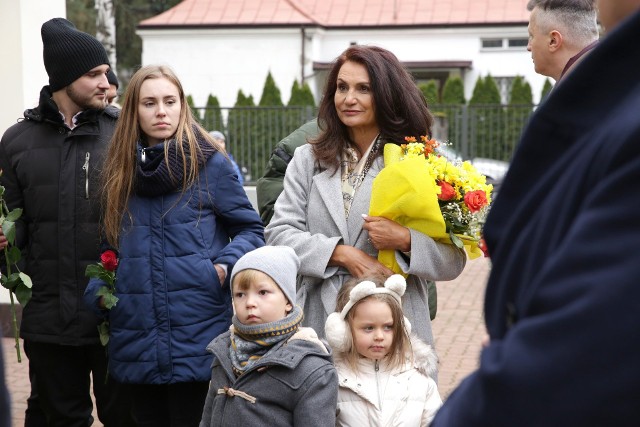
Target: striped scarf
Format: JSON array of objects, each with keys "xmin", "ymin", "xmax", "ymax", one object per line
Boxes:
[{"xmin": 229, "ymin": 305, "xmax": 303, "ymax": 377}]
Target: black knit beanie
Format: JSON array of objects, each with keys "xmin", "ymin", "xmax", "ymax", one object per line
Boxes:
[
  {"xmin": 41, "ymin": 18, "xmax": 110, "ymax": 91},
  {"xmin": 107, "ymin": 69, "xmax": 119, "ymax": 88}
]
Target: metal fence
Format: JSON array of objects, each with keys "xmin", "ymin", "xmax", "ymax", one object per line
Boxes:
[{"xmin": 193, "ymin": 104, "xmax": 535, "ymax": 185}]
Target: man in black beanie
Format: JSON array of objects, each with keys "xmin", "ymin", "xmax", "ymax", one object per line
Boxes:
[
  {"xmin": 106, "ymin": 69, "xmax": 119, "ymax": 105},
  {"xmin": 0, "ymin": 17, "xmax": 133, "ymax": 427}
]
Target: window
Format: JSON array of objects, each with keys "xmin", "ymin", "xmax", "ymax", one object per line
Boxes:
[
  {"xmin": 481, "ymin": 38, "xmax": 528, "ymax": 50},
  {"xmin": 482, "ymin": 39, "xmax": 503, "ymax": 49},
  {"xmin": 508, "ymin": 38, "xmax": 528, "ymax": 48}
]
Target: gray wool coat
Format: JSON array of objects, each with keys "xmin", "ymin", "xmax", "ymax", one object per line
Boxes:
[
  {"xmin": 265, "ymin": 144, "xmax": 467, "ymax": 349},
  {"xmin": 199, "ymin": 327, "xmax": 338, "ymax": 427}
]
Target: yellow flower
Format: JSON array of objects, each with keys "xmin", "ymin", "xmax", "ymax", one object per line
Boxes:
[{"xmin": 370, "ymin": 138, "xmax": 492, "ymax": 273}]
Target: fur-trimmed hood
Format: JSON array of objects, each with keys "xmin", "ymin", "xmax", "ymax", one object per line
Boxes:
[
  {"xmin": 289, "ymin": 326, "xmax": 331, "ymax": 355},
  {"xmin": 409, "ymin": 334, "xmax": 439, "ymax": 379},
  {"xmin": 333, "ymin": 334, "xmax": 442, "ymax": 425}
]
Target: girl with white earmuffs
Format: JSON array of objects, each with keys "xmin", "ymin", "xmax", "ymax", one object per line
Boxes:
[{"xmin": 325, "ymin": 274, "xmax": 442, "ymax": 426}]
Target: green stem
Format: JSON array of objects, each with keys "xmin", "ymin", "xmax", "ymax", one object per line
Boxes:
[
  {"xmin": 8, "ymin": 289, "xmax": 21, "ymax": 363},
  {"xmin": 3, "ymin": 245, "xmax": 22, "ymax": 363},
  {"xmin": 2, "ymin": 198, "xmax": 24, "ymax": 362}
]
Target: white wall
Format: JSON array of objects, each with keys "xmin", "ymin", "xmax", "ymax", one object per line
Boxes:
[
  {"xmin": 312, "ymin": 26, "xmax": 547, "ymax": 103},
  {"xmin": 139, "ymin": 28, "xmax": 308, "ymax": 107},
  {"xmin": 0, "ymin": 0, "xmax": 66, "ymax": 304},
  {"xmin": 139, "ymin": 24, "xmax": 549, "ymax": 108},
  {"xmin": 0, "ymin": 0, "xmax": 66, "ymax": 135}
]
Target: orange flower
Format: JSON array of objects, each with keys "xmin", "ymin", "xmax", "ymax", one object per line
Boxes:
[
  {"xmin": 437, "ymin": 181, "xmax": 456, "ymax": 201},
  {"xmin": 420, "ymin": 136, "xmax": 439, "ymax": 156},
  {"xmin": 464, "ymin": 190, "xmax": 488, "ymax": 213}
]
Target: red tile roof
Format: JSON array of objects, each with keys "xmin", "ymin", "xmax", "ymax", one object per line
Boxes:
[{"xmin": 140, "ymin": 0, "xmax": 530, "ymax": 28}]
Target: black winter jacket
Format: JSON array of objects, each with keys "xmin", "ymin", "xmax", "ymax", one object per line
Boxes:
[{"xmin": 0, "ymin": 86, "xmax": 118, "ymax": 345}]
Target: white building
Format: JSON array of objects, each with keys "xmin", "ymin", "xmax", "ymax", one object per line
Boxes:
[
  {"xmin": 0, "ymin": 0, "xmax": 66, "ymax": 306},
  {"xmin": 0, "ymin": 0, "xmax": 66, "ymax": 133},
  {"xmin": 137, "ymin": 0, "xmax": 547, "ymax": 107}
]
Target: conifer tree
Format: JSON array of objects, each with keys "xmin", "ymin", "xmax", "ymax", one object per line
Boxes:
[
  {"xmin": 540, "ymin": 78, "xmax": 554, "ymax": 102},
  {"xmin": 469, "ymin": 75, "xmax": 503, "ymax": 159},
  {"xmin": 506, "ymin": 76, "xmax": 534, "ymax": 158},
  {"xmin": 297, "ymin": 82, "xmax": 316, "ymax": 107},
  {"xmin": 259, "ymin": 71, "xmax": 284, "ymax": 106},
  {"xmin": 254, "ymin": 72, "xmax": 288, "ymax": 180},
  {"xmin": 439, "ymin": 76, "xmax": 466, "ymax": 148},
  {"xmin": 286, "ymin": 80, "xmax": 316, "ymax": 133},
  {"xmin": 227, "ymin": 90, "xmax": 257, "ymax": 180},
  {"xmin": 419, "ymin": 80, "xmax": 440, "ymax": 105},
  {"xmin": 202, "ymin": 94, "xmax": 224, "ymax": 132},
  {"xmin": 186, "ymin": 95, "xmax": 201, "ymax": 121},
  {"xmin": 442, "ymin": 76, "xmax": 466, "ymax": 105}
]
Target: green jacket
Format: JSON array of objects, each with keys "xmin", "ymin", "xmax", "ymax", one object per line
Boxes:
[
  {"xmin": 255, "ymin": 119, "xmax": 438, "ymax": 320},
  {"xmin": 256, "ymin": 120, "xmax": 318, "ymax": 225}
]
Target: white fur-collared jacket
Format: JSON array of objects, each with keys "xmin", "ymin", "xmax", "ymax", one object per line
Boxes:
[{"xmin": 334, "ymin": 336, "xmax": 442, "ymax": 427}]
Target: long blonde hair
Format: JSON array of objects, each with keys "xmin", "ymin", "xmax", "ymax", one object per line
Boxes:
[
  {"xmin": 101, "ymin": 65, "xmax": 220, "ymax": 247},
  {"xmin": 335, "ymin": 276, "xmax": 412, "ymax": 372}
]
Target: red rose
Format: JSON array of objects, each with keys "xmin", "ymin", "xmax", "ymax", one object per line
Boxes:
[
  {"xmin": 478, "ymin": 237, "xmax": 490, "ymax": 258},
  {"xmin": 464, "ymin": 190, "xmax": 488, "ymax": 213},
  {"xmin": 100, "ymin": 250, "xmax": 118, "ymax": 272},
  {"xmin": 437, "ymin": 181, "xmax": 456, "ymax": 201}
]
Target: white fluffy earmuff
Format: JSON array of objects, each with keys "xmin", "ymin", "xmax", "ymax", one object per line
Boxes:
[
  {"xmin": 324, "ymin": 312, "xmax": 350, "ymax": 353},
  {"xmin": 324, "ymin": 274, "xmax": 412, "ymax": 352}
]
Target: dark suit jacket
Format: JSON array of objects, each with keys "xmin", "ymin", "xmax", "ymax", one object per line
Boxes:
[{"xmin": 433, "ymin": 10, "xmax": 640, "ymax": 426}]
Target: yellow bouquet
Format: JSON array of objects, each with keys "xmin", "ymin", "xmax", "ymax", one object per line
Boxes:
[{"xmin": 369, "ymin": 136, "xmax": 492, "ymax": 274}]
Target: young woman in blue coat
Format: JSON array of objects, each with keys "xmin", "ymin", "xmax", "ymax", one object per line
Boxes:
[{"xmin": 84, "ymin": 65, "xmax": 265, "ymax": 427}]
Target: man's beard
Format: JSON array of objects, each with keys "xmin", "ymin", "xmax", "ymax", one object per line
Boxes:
[{"xmin": 66, "ymin": 85, "xmax": 107, "ymax": 111}]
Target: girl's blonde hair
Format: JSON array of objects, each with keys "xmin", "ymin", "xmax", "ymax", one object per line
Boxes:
[
  {"xmin": 101, "ymin": 65, "xmax": 221, "ymax": 247},
  {"xmin": 335, "ymin": 276, "xmax": 411, "ymax": 371}
]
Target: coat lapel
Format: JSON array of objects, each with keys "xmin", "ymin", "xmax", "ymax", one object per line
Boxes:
[
  {"xmin": 313, "ymin": 168, "xmax": 349, "ymax": 240},
  {"xmin": 347, "ymin": 156, "xmax": 384, "ymax": 243},
  {"xmin": 312, "ymin": 154, "xmax": 384, "ymax": 246}
]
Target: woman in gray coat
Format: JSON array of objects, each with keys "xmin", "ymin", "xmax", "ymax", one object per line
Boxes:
[{"xmin": 265, "ymin": 45, "xmax": 466, "ymax": 353}]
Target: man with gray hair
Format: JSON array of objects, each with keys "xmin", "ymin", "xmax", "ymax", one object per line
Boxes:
[
  {"xmin": 526, "ymin": 0, "xmax": 599, "ymax": 81},
  {"xmin": 432, "ymin": 0, "xmax": 640, "ymax": 424}
]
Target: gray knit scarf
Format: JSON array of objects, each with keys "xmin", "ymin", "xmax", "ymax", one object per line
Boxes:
[{"xmin": 229, "ymin": 305, "xmax": 303, "ymax": 377}]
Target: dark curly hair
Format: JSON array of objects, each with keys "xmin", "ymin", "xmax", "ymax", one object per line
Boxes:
[{"xmin": 312, "ymin": 45, "xmax": 433, "ymax": 171}]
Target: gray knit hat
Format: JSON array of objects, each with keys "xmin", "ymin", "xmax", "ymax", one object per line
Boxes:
[
  {"xmin": 209, "ymin": 130, "xmax": 225, "ymax": 141},
  {"xmin": 231, "ymin": 246, "xmax": 300, "ymax": 305},
  {"xmin": 41, "ymin": 18, "xmax": 110, "ymax": 91}
]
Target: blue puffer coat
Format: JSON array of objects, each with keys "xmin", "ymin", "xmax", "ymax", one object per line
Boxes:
[{"xmin": 85, "ymin": 141, "xmax": 264, "ymax": 385}]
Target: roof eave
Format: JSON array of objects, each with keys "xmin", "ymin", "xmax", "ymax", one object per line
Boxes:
[
  {"xmin": 137, "ymin": 21, "xmax": 527, "ymax": 31},
  {"xmin": 137, "ymin": 22, "xmax": 320, "ymax": 30}
]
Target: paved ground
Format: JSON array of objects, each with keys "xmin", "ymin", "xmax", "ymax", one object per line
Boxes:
[
  {"xmin": 432, "ymin": 257, "xmax": 489, "ymax": 399},
  {"xmin": 2, "ymin": 257, "xmax": 489, "ymax": 425}
]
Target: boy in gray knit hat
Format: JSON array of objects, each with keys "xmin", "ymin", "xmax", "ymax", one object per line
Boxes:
[
  {"xmin": 0, "ymin": 17, "xmax": 133, "ymax": 427},
  {"xmin": 200, "ymin": 246, "xmax": 338, "ymax": 427}
]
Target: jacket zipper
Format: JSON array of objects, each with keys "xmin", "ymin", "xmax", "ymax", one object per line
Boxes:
[{"xmin": 82, "ymin": 152, "xmax": 90, "ymax": 199}]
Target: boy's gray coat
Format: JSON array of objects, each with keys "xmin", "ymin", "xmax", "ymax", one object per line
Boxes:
[
  {"xmin": 199, "ymin": 328, "xmax": 338, "ymax": 427},
  {"xmin": 265, "ymin": 144, "xmax": 467, "ymax": 348}
]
